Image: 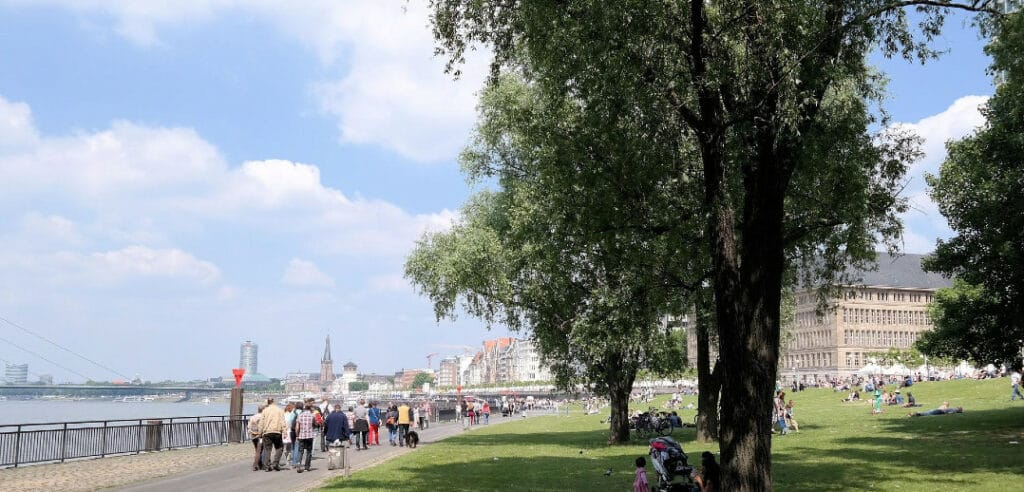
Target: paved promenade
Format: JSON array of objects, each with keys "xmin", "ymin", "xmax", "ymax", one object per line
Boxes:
[
  {"xmin": 1, "ymin": 418, "xmax": 483, "ymax": 492},
  {"xmin": 0, "ymin": 419, "xmax": 484, "ymax": 492}
]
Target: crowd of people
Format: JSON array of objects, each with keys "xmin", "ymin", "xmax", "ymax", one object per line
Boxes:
[{"xmin": 246, "ymin": 397, "xmax": 434, "ymax": 472}]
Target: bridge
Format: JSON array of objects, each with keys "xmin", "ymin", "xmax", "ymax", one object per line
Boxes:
[{"xmin": 0, "ymin": 384, "xmax": 234, "ymax": 399}]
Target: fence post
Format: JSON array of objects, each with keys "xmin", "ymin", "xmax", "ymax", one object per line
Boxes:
[
  {"xmin": 195, "ymin": 417, "xmax": 200, "ymax": 447},
  {"xmin": 136, "ymin": 420, "xmax": 143, "ymax": 454},
  {"xmin": 101, "ymin": 421, "xmax": 108, "ymax": 458},
  {"xmin": 13, "ymin": 425, "xmax": 21, "ymax": 468},
  {"xmin": 60, "ymin": 423, "xmax": 68, "ymax": 463}
]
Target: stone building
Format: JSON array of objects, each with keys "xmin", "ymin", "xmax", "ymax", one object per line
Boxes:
[{"xmin": 686, "ymin": 253, "xmax": 951, "ymax": 380}]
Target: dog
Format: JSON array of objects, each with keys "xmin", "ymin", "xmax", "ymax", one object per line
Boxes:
[{"xmin": 406, "ymin": 430, "xmax": 420, "ymax": 448}]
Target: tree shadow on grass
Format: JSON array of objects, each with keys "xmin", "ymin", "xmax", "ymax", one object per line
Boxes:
[
  {"xmin": 325, "ymin": 455, "xmax": 646, "ymax": 491},
  {"xmin": 773, "ymin": 406, "xmax": 1024, "ymax": 491}
]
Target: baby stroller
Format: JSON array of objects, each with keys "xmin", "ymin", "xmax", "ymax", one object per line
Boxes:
[{"xmin": 649, "ymin": 436, "xmax": 694, "ymax": 491}]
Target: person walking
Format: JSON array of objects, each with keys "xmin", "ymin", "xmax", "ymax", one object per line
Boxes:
[
  {"xmin": 397, "ymin": 401, "xmax": 412, "ymax": 447},
  {"xmin": 1011, "ymin": 370, "xmax": 1023, "ymax": 401},
  {"xmin": 367, "ymin": 401, "xmax": 382, "ymax": 445},
  {"xmin": 324, "ymin": 404, "xmax": 351, "ymax": 446},
  {"xmin": 294, "ymin": 404, "xmax": 316, "ymax": 473},
  {"xmin": 247, "ymin": 405, "xmax": 265, "ymax": 471},
  {"xmin": 257, "ymin": 398, "xmax": 287, "ymax": 471},
  {"xmin": 482, "ymin": 401, "xmax": 491, "ymax": 425},
  {"xmin": 353, "ymin": 398, "xmax": 370, "ymax": 450},
  {"xmin": 420, "ymin": 400, "xmax": 431, "ymax": 429},
  {"xmin": 289, "ymin": 402, "xmax": 304, "ymax": 467},
  {"xmin": 386, "ymin": 403, "xmax": 399, "ymax": 446}
]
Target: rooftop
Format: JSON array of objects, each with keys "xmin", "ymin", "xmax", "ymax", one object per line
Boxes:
[{"xmin": 844, "ymin": 252, "xmax": 951, "ymax": 289}]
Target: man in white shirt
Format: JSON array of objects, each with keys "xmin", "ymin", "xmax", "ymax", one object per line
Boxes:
[{"xmin": 1011, "ymin": 370, "xmax": 1022, "ymax": 401}]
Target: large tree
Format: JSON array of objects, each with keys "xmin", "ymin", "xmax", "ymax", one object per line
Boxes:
[
  {"xmin": 429, "ymin": 1, "xmax": 998, "ymax": 489},
  {"xmin": 405, "ymin": 77, "xmax": 704, "ymax": 443},
  {"xmin": 921, "ymin": 10, "xmax": 1024, "ymax": 368}
]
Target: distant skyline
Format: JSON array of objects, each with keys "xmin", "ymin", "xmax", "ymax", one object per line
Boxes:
[{"xmin": 0, "ymin": 2, "xmax": 996, "ymax": 382}]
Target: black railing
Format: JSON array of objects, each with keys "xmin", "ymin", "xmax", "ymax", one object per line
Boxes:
[{"xmin": 0, "ymin": 415, "xmax": 248, "ymax": 468}]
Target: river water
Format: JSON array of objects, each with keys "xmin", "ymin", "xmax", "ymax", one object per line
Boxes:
[{"xmin": 0, "ymin": 400, "xmax": 258, "ymax": 426}]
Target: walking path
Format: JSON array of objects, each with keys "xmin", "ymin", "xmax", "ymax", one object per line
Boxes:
[
  {"xmin": 114, "ymin": 419, "xmax": 484, "ymax": 492},
  {"xmin": 0, "ymin": 419, "xmax": 494, "ymax": 492}
]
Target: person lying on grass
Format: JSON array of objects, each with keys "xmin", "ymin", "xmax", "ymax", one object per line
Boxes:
[{"xmin": 908, "ymin": 401, "xmax": 963, "ymax": 417}]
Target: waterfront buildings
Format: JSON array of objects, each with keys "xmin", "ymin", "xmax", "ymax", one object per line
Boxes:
[
  {"xmin": 458, "ymin": 337, "xmax": 553, "ymax": 386},
  {"xmin": 4, "ymin": 362, "xmax": 28, "ymax": 384}
]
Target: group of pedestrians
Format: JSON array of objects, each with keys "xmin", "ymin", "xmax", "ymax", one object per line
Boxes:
[{"xmin": 248, "ymin": 397, "xmax": 434, "ymax": 473}]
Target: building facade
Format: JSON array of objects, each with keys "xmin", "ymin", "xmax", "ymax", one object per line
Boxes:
[
  {"xmin": 4, "ymin": 363, "xmax": 28, "ymax": 384},
  {"xmin": 686, "ymin": 253, "xmax": 951, "ymax": 380},
  {"xmin": 461, "ymin": 337, "xmax": 553, "ymax": 385},
  {"xmin": 239, "ymin": 341, "xmax": 258, "ymax": 377},
  {"xmin": 437, "ymin": 357, "xmax": 459, "ymax": 387}
]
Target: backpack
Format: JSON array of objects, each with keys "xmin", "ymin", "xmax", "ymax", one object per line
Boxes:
[{"xmin": 314, "ymin": 411, "xmax": 324, "ymax": 428}]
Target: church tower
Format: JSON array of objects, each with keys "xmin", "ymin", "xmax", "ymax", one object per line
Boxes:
[{"xmin": 320, "ymin": 335, "xmax": 335, "ymax": 389}]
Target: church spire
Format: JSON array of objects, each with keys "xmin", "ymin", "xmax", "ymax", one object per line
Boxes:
[{"xmin": 322, "ymin": 335, "xmax": 332, "ymax": 363}]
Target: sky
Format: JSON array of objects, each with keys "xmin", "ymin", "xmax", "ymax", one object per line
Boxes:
[{"xmin": 0, "ymin": 2, "xmax": 997, "ymax": 383}]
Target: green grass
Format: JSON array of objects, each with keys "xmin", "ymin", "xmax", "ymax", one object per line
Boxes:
[{"xmin": 322, "ymin": 378, "xmax": 1024, "ymax": 491}]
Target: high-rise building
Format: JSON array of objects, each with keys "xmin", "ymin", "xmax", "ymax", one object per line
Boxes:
[
  {"xmin": 320, "ymin": 335, "xmax": 335, "ymax": 388},
  {"xmin": 239, "ymin": 341, "xmax": 258, "ymax": 378},
  {"xmin": 4, "ymin": 363, "xmax": 28, "ymax": 384}
]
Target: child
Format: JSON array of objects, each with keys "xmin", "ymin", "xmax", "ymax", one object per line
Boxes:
[{"xmin": 634, "ymin": 456, "xmax": 649, "ymax": 492}]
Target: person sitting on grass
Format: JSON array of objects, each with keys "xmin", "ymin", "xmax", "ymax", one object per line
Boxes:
[
  {"xmin": 690, "ymin": 451, "xmax": 720, "ymax": 492},
  {"xmin": 908, "ymin": 401, "xmax": 962, "ymax": 417},
  {"xmin": 842, "ymin": 390, "xmax": 860, "ymax": 402},
  {"xmin": 893, "ymin": 390, "xmax": 904, "ymax": 406}
]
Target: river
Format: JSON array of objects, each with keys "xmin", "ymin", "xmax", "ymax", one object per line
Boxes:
[{"xmin": 0, "ymin": 400, "xmax": 258, "ymax": 426}]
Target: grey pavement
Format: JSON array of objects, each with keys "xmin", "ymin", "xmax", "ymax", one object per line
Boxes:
[{"xmin": 113, "ymin": 419, "xmax": 496, "ymax": 492}]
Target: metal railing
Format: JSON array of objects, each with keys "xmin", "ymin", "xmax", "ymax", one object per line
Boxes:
[{"xmin": 0, "ymin": 415, "xmax": 248, "ymax": 468}]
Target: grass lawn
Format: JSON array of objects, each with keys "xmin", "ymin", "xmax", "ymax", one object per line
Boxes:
[{"xmin": 322, "ymin": 378, "xmax": 1024, "ymax": 491}]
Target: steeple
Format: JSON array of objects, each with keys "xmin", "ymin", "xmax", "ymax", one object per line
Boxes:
[
  {"xmin": 319, "ymin": 335, "xmax": 335, "ymax": 386},
  {"xmin": 322, "ymin": 335, "xmax": 332, "ymax": 364}
]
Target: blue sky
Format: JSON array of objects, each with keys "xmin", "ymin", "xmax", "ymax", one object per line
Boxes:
[{"xmin": 0, "ymin": 2, "xmax": 996, "ymax": 382}]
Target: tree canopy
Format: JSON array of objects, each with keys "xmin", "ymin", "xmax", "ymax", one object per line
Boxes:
[
  {"xmin": 922, "ymin": 10, "xmax": 1024, "ymax": 368},
  {"xmin": 426, "ymin": 1, "xmax": 1000, "ymax": 489}
]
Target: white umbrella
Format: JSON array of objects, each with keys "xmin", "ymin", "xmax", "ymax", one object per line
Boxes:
[
  {"xmin": 887, "ymin": 363, "xmax": 911, "ymax": 375},
  {"xmin": 856, "ymin": 363, "xmax": 883, "ymax": 375}
]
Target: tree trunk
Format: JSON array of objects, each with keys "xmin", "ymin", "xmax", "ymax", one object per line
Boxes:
[
  {"xmin": 695, "ymin": 289, "xmax": 721, "ymax": 442},
  {"xmin": 606, "ymin": 365, "xmax": 636, "ymax": 445},
  {"xmin": 711, "ymin": 162, "xmax": 787, "ymax": 490}
]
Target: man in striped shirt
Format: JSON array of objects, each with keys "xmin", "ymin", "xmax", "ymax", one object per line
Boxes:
[{"xmin": 294, "ymin": 405, "xmax": 316, "ymax": 472}]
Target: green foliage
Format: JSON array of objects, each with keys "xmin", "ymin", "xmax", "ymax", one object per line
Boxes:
[
  {"xmin": 411, "ymin": 372, "xmax": 436, "ymax": 389},
  {"xmin": 923, "ymin": 12, "xmax": 1024, "ymax": 367},
  {"xmin": 348, "ymin": 381, "xmax": 369, "ymax": 392},
  {"xmin": 427, "ymin": 0, "xmax": 1003, "ymax": 486}
]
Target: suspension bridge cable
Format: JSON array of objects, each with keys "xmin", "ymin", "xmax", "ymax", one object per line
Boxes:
[
  {"xmin": 0, "ymin": 315, "xmax": 131, "ymax": 380},
  {"xmin": 0, "ymin": 332, "xmax": 93, "ymax": 381}
]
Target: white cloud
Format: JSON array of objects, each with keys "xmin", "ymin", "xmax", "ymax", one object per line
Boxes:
[
  {"xmin": 0, "ymin": 120, "xmax": 225, "ymax": 199},
  {"xmin": 92, "ymin": 246, "xmax": 220, "ymax": 283},
  {"xmin": 894, "ymin": 95, "xmax": 988, "ymax": 179},
  {"xmin": 892, "ymin": 95, "xmax": 988, "ymax": 253},
  {"xmin": 0, "ymin": 95, "xmax": 38, "ymax": 149},
  {"xmin": 282, "ymin": 258, "xmax": 335, "ymax": 288},
  {"xmin": 8, "ymin": 0, "xmax": 488, "ymax": 163}
]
